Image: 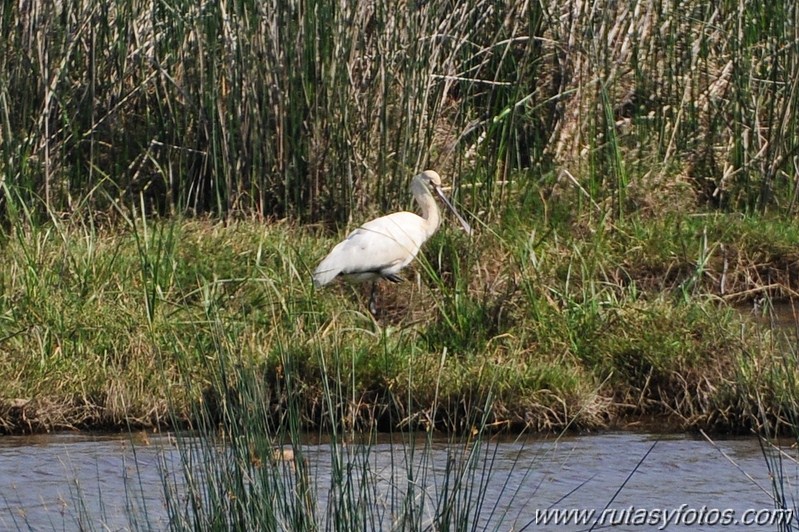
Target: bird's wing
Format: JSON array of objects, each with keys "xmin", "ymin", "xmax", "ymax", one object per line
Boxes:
[{"xmin": 312, "ymin": 212, "xmax": 425, "ymax": 285}]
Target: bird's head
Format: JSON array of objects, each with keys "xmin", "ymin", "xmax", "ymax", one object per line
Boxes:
[
  {"xmin": 417, "ymin": 170, "xmax": 443, "ymax": 189},
  {"xmin": 413, "ymin": 169, "xmax": 472, "ymax": 235}
]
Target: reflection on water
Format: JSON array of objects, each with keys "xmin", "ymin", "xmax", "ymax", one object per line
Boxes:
[{"xmin": 0, "ymin": 431, "xmax": 794, "ymax": 531}]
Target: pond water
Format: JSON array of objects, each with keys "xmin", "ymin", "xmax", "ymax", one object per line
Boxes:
[{"xmin": 0, "ymin": 430, "xmax": 796, "ymax": 531}]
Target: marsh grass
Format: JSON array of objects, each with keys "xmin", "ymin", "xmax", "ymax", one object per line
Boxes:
[
  {"xmin": 3, "ymin": 1, "xmax": 799, "ymax": 529},
  {"xmin": 2, "ymin": 0, "xmax": 798, "ymax": 223},
  {"xmin": 731, "ymin": 303, "xmax": 799, "ymax": 532},
  {"xmin": 2, "ymin": 183, "xmax": 798, "ymax": 436},
  {"xmin": 150, "ymin": 296, "xmax": 506, "ymax": 531},
  {"xmin": 2, "ymin": 182, "xmax": 799, "ymax": 530}
]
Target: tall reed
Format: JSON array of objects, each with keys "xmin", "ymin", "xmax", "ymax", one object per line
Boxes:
[
  {"xmin": 152, "ymin": 276, "xmax": 506, "ymax": 531},
  {"xmin": 3, "ymin": 1, "xmax": 795, "ymax": 222}
]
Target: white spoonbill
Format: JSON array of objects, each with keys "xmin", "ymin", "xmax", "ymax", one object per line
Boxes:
[{"xmin": 312, "ymin": 170, "xmax": 472, "ymax": 313}]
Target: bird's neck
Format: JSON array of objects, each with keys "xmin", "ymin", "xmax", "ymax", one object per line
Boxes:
[{"xmin": 412, "ymin": 181, "xmax": 441, "ymax": 236}]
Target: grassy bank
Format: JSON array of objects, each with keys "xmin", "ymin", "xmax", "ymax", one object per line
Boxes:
[
  {"xmin": 1, "ymin": 197, "xmax": 797, "ymax": 435},
  {"xmin": 1, "ymin": 0, "xmax": 799, "ymax": 436}
]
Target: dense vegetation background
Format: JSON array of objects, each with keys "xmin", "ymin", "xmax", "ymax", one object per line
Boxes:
[
  {"xmin": 3, "ymin": 0, "xmax": 798, "ymax": 221},
  {"xmin": 1, "ymin": 0, "xmax": 798, "ymax": 435}
]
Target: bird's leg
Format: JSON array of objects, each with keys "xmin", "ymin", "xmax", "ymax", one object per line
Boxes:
[{"xmin": 369, "ymin": 281, "xmax": 378, "ymax": 316}]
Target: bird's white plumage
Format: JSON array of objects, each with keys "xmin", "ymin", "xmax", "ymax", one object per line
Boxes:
[
  {"xmin": 312, "ymin": 170, "xmax": 470, "ymax": 291},
  {"xmin": 313, "ymin": 211, "xmax": 433, "ymax": 286}
]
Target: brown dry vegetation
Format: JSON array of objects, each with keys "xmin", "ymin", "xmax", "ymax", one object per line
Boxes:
[{"xmin": 2, "ymin": 1, "xmax": 798, "ymax": 220}]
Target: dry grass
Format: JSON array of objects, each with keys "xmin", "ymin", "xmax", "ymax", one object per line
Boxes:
[{"xmin": 2, "ymin": 1, "xmax": 797, "ymax": 222}]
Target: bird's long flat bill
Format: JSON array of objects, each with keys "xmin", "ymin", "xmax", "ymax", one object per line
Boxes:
[{"xmin": 434, "ymin": 186, "xmax": 473, "ymax": 235}]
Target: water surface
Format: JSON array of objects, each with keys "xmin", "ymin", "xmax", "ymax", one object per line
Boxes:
[{"xmin": 0, "ymin": 431, "xmax": 794, "ymax": 531}]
